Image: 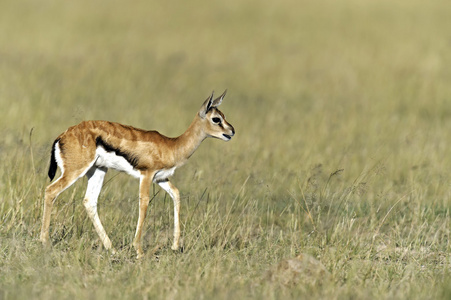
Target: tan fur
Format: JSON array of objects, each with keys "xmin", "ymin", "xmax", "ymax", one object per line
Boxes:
[{"xmin": 40, "ymin": 91, "xmax": 234, "ymax": 258}]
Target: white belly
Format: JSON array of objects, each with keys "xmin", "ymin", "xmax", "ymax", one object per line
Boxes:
[
  {"xmin": 95, "ymin": 147, "xmax": 141, "ymax": 178},
  {"xmin": 153, "ymin": 167, "xmax": 176, "ymax": 182}
]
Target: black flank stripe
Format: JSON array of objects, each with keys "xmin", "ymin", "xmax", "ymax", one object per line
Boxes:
[{"xmin": 95, "ymin": 137, "xmax": 140, "ymax": 169}]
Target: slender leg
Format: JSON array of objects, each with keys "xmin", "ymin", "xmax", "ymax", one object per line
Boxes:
[
  {"xmin": 133, "ymin": 174, "xmax": 152, "ymax": 258},
  {"xmin": 158, "ymin": 180, "xmax": 181, "ymax": 251},
  {"xmin": 83, "ymin": 167, "xmax": 115, "ymax": 253},
  {"xmin": 40, "ymin": 172, "xmax": 82, "ymax": 246}
]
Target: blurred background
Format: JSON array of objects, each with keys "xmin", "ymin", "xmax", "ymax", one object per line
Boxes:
[
  {"xmin": 1, "ymin": 0, "xmax": 451, "ymax": 185},
  {"xmin": 1, "ymin": 0, "xmax": 451, "ymax": 177}
]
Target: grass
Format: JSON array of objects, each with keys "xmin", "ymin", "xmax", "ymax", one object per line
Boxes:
[{"xmin": 1, "ymin": 0, "xmax": 451, "ymax": 299}]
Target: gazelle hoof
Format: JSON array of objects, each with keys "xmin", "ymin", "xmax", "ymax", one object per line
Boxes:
[
  {"xmin": 40, "ymin": 237, "xmax": 51, "ymax": 248},
  {"xmin": 136, "ymin": 250, "xmax": 145, "ymax": 259},
  {"xmin": 171, "ymin": 245, "xmax": 184, "ymax": 253}
]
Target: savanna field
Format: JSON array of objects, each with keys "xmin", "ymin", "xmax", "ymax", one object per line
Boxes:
[{"xmin": 1, "ymin": 0, "xmax": 450, "ymax": 299}]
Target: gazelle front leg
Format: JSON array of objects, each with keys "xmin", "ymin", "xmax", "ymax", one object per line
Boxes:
[
  {"xmin": 158, "ymin": 180, "xmax": 181, "ymax": 251},
  {"xmin": 133, "ymin": 173, "xmax": 153, "ymax": 258}
]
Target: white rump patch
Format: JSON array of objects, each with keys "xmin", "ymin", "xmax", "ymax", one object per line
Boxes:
[
  {"xmin": 55, "ymin": 141, "xmax": 65, "ymax": 174},
  {"xmin": 94, "ymin": 147, "xmax": 141, "ymax": 178}
]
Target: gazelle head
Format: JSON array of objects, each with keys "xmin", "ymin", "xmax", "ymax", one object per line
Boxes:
[{"xmin": 199, "ymin": 90, "xmax": 235, "ymax": 141}]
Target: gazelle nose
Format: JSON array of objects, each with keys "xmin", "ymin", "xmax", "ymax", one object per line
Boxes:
[{"xmin": 231, "ymin": 127, "xmax": 235, "ymax": 136}]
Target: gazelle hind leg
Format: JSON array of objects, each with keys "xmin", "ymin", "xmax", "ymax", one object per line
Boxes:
[
  {"xmin": 83, "ymin": 167, "xmax": 115, "ymax": 253},
  {"xmin": 158, "ymin": 180, "xmax": 181, "ymax": 251},
  {"xmin": 40, "ymin": 172, "xmax": 83, "ymax": 246}
]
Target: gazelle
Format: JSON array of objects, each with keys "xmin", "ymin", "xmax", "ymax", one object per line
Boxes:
[{"xmin": 40, "ymin": 91, "xmax": 235, "ymax": 258}]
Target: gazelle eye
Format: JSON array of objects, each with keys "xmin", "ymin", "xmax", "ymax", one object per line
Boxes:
[{"xmin": 212, "ymin": 117, "xmax": 221, "ymax": 124}]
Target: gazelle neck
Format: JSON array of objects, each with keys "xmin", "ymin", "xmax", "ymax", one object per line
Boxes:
[{"xmin": 173, "ymin": 116, "xmax": 207, "ymax": 164}]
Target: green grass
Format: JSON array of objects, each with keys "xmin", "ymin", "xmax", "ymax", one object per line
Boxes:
[{"xmin": 1, "ymin": 0, "xmax": 451, "ymax": 299}]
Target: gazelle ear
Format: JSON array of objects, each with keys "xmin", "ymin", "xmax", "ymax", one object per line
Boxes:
[
  {"xmin": 211, "ymin": 89, "xmax": 227, "ymax": 108},
  {"xmin": 199, "ymin": 91, "xmax": 214, "ymax": 119}
]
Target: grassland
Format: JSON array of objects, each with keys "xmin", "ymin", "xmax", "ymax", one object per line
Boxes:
[{"xmin": 1, "ymin": 0, "xmax": 450, "ymax": 299}]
